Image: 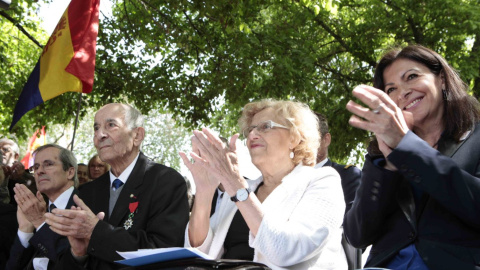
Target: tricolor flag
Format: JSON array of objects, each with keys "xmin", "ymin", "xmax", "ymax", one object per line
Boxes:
[
  {"xmin": 21, "ymin": 126, "xmax": 46, "ymax": 170},
  {"xmin": 10, "ymin": 0, "xmax": 100, "ymax": 130}
]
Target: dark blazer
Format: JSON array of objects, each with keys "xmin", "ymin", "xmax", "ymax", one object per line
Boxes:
[
  {"xmin": 6, "ymin": 188, "xmax": 78, "ymax": 270},
  {"xmin": 57, "ymin": 152, "xmax": 190, "ymax": 270},
  {"xmin": 0, "ymin": 203, "xmax": 18, "ymax": 270},
  {"xmin": 344, "ymin": 124, "xmax": 480, "ymax": 270}
]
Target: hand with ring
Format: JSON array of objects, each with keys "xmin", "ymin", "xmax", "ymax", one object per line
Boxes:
[
  {"xmin": 346, "ymin": 85, "xmax": 413, "ymax": 158},
  {"xmin": 372, "ymin": 106, "xmax": 381, "ymax": 114}
]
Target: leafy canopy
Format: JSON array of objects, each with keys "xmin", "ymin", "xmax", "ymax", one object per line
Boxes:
[{"xmin": 2, "ymin": 0, "xmax": 480, "ymax": 164}]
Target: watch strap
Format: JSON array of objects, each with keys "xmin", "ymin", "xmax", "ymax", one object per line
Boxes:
[{"xmin": 230, "ymin": 188, "xmax": 251, "ymax": 202}]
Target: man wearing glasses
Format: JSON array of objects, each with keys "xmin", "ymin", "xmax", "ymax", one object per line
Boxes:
[{"xmin": 6, "ymin": 144, "xmax": 79, "ymax": 270}]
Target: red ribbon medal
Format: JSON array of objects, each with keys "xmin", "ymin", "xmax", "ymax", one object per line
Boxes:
[
  {"xmin": 124, "ymin": 201, "xmax": 139, "ymax": 230},
  {"xmin": 129, "ymin": 201, "xmax": 139, "ymax": 213}
]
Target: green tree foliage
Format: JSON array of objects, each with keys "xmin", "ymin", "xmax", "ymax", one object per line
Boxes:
[
  {"xmin": 1, "ymin": 0, "xmax": 46, "ymax": 139},
  {"xmin": 2, "ymin": 0, "xmax": 480, "ymax": 164}
]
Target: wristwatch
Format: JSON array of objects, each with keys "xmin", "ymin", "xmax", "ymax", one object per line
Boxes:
[{"xmin": 230, "ymin": 188, "xmax": 251, "ymax": 202}]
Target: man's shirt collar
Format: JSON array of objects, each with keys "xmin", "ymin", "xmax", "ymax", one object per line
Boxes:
[
  {"xmin": 50, "ymin": 186, "xmax": 74, "ymax": 210},
  {"xmin": 314, "ymin": 158, "xmax": 328, "ymax": 169},
  {"xmin": 109, "ymin": 152, "xmax": 140, "ymax": 186}
]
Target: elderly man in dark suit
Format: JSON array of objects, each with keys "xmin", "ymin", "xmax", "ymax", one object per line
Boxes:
[
  {"xmin": 6, "ymin": 144, "xmax": 79, "ymax": 270},
  {"xmin": 46, "ymin": 103, "xmax": 190, "ymax": 269},
  {"xmin": 314, "ymin": 113, "xmax": 362, "ymax": 270}
]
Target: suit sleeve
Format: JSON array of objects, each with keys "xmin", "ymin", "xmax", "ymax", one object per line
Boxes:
[
  {"xmin": 387, "ymin": 131, "xmax": 480, "ymax": 227},
  {"xmin": 6, "ymin": 225, "xmax": 69, "ymax": 270},
  {"xmin": 5, "ymin": 236, "xmax": 34, "ymax": 270},
  {"xmin": 343, "ymin": 155, "xmax": 404, "ymax": 248},
  {"xmin": 86, "ymin": 167, "xmax": 190, "ymax": 262},
  {"xmin": 28, "ymin": 225, "xmax": 70, "ymax": 261}
]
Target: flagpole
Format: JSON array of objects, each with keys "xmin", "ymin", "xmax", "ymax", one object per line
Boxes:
[{"xmin": 71, "ymin": 92, "xmax": 82, "ymax": 152}]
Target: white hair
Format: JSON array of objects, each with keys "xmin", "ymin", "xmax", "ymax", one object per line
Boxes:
[
  {"xmin": 0, "ymin": 138, "xmax": 20, "ymax": 155},
  {"xmin": 123, "ymin": 104, "xmax": 145, "ymax": 130}
]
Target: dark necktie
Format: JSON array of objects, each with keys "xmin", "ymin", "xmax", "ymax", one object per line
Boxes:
[
  {"xmin": 49, "ymin": 203, "xmax": 56, "ymax": 213},
  {"xmin": 112, "ymin": 179, "xmax": 123, "ymax": 191}
]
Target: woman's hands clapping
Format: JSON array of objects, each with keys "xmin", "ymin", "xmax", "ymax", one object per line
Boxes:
[
  {"xmin": 180, "ymin": 128, "xmax": 247, "ymax": 197},
  {"xmin": 346, "ymin": 85, "xmax": 413, "ymax": 168},
  {"xmin": 180, "ymin": 134, "xmax": 220, "ymax": 195}
]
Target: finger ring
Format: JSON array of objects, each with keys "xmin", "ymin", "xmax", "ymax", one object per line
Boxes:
[{"xmin": 372, "ymin": 105, "xmax": 382, "ymax": 114}]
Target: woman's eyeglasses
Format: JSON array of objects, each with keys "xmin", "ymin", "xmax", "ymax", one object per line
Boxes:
[{"xmin": 242, "ymin": 120, "xmax": 289, "ymax": 138}]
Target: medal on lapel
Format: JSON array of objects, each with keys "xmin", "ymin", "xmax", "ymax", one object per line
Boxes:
[{"xmin": 124, "ymin": 195, "xmax": 138, "ymax": 230}]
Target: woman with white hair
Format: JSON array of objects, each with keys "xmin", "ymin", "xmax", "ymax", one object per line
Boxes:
[{"xmin": 180, "ymin": 99, "xmax": 347, "ymax": 269}]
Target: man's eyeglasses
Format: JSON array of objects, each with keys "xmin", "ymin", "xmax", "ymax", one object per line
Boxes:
[
  {"xmin": 242, "ymin": 120, "xmax": 289, "ymax": 138},
  {"xmin": 29, "ymin": 160, "xmax": 57, "ymax": 173}
]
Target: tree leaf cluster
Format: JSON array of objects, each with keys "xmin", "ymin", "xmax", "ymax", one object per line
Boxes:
[{"xmin": 2, "ymin": 0, "xmax": 480, "ymax": 165}]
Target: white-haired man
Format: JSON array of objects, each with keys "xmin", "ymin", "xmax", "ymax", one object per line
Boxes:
[
  {"xmin": 0, "ymin": 138, "xmax": 36, "ymax": 205},
  {"xmin": 46, "ymin": 103, "xmax": 190, "ymax": 269},
  {"xmin": 0, "ymin": 138, "xmax": 20, "ymax": 167}
]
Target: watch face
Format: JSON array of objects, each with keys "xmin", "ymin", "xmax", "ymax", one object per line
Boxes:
[{"xmin": 237, "ymin": 188, "xmax": 249, "ymax": 201}]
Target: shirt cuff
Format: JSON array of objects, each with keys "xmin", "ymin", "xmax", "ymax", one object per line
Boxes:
[
  {"xmin": 37, "ymin": 221, "xmax": 46, "ymax": 231},
  {"xmin": 18, "ymin": 229, "xmax": 34, "ymax": 248}
]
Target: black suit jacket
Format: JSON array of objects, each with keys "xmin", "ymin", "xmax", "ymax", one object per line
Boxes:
[
  {"xmin": 6, "ymin": 188, "xmax": 78, "ymax": 270},
  {"xmin": 0, "ymin": 203, "xmax": 18, "ymax": 270},
  {"xmin": 58, "ymin": 153, "xmax": 190, "ymax": 270},
  {"xmin": 344, "ymin": 124, "xmax": 480, "ymax": 269}
]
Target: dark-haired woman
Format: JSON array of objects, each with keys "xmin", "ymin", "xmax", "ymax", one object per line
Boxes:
[{"xmin": 345, "ymin": 44, "xmax": 480, "ymax": 270}]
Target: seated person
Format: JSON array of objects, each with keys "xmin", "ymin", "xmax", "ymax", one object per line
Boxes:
[
  {"xmin": 180, "ymin": 99, "xmax": 347, "ymax": 269},
  {"xmin": 0, "ymin": 138, "xmax": 36, "ymax": 205},
  {"xmin": 87, "ymin": 154, "xmax": 109, "ymax": 180},
  {"xmin": 77, "ymin": 163, "xmax": 89, "ymax": 185},
  {"xmin": 45, "ymin": 103, "xmax": 189, "ymax": 270},
  {"xmin": 6, "ymin": 144, "xmax": 79, "ymax": 270},
  {"xmin": 344, "ymin": 45, "xmax": 480, "ymax": 269}
]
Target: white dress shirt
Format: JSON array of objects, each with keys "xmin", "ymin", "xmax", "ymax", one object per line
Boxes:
[{"xmin": 108, "ymin": 153, "xmax": 140, "ymax": 187}]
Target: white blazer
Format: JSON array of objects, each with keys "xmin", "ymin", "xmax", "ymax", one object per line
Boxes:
[{"xmin": 185, "ymin": 164, "xmax": 347, "ymax": 270}]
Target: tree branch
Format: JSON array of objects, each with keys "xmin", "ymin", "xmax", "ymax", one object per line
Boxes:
[
  {"xmin": 307, "ymin": 9, "xmax": 377, "ymax": 68},
  {"xmin": 0, "ymin": 10, "xmax": 43, "ymax": 48}
]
